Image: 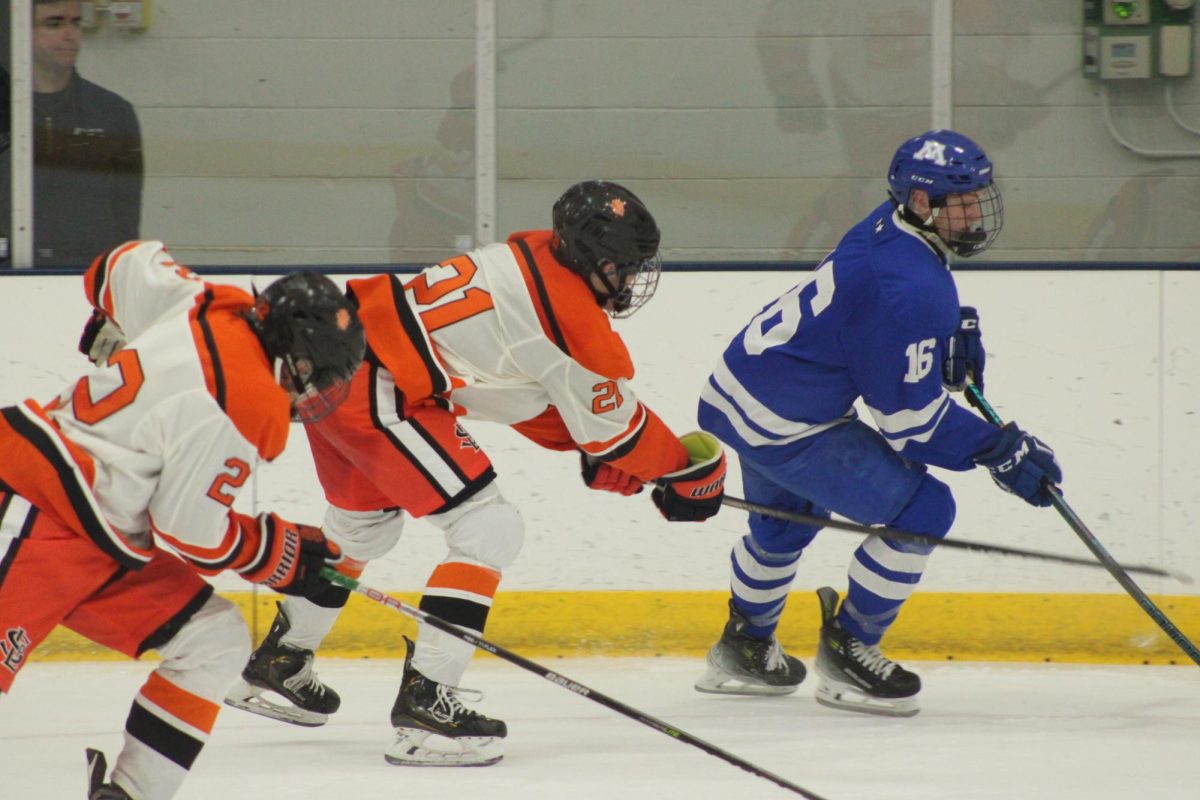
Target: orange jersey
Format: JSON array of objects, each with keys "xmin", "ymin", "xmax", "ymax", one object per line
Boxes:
[
  {"xmin": 0, "ymin": 241, "xmax": 290, "ymax": 572},
  {"xmin": 346, "ymin": 230, "xmax": 687, "ymax": 481}
]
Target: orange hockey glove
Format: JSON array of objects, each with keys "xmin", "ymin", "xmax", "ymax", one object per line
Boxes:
[
  {"xmin": 238, "ymin": 513, "xmax": 341, "ymax": 599},
  {"xmin": 580, "ymin": 452, "xmax": 644, "ymax": 496},
  {"xmin": 651, "ymin": 431, "xmax": 726, "ymax": 522}
]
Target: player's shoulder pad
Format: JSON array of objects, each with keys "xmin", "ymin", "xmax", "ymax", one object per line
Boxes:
[
  {"xmin": 509, "ymin": 230, "xmax": 635, "ymax": 380},
  {"xmin": 867, "ymin": 209, "xmax": 959, "ymax": 336},
  {"xmin": 195, "ymin": 287, "xmax": 292, "ymax": 461}
]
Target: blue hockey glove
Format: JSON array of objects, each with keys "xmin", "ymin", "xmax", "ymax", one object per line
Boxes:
[
  {"xmin": 973, "ymin": 422, "xmax": 1062, "ymax": 507},
  {"xmin": 943, "ymin": 306, "xmax": 984, "ymax": 392}
]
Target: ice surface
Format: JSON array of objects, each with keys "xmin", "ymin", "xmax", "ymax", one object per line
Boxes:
[{"xmin": 2, "ymin": 658, "xmax": 1197, "ymax": 799}]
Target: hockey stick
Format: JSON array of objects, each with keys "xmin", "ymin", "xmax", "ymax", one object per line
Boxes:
[
  {"xmin": 720, "ymin": 495, "xmax": 1189, "ymax": 582},
  {"xmin": 318, "ymin": 568, "xmax": 830, "ymax": 800},
  {"xmin": 964, "ymin": 382, "xmax": 1200, "ymax": 667}
]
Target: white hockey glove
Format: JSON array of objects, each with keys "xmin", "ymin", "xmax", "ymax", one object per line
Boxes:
[{"xmin": 78, "ymin": 310, "xmax": 127, "ymax": 366}]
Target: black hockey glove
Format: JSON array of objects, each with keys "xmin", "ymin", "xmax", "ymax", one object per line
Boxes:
[
  {"xmin": 651, "ymin": 431, "xmax": 726, "ymax": 522},
  {"xmin": 943, "ymin": 306, "xmax": 984, "ymax": 392},
  {"xmin": 973, "ymin": 422, "xmax": 1062, "ymax": 507}
]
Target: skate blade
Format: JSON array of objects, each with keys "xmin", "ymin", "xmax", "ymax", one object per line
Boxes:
[
  {"xmin": 223, "ymin": 679, "xmax": 329, "ymax": 728},
  {"xmin": 693, "ymin": 663, "xmax": 802, "ymax": 696},
  {"xmin": 384, "ymin": 728, "xmax": 504, "ymax": 767},
  {"xmin": 814, "ymin": 679, "xmax": 920, "ymax": 718}
]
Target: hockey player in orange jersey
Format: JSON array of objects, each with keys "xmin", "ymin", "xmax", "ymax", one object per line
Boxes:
[
  {"xmin": 0, "ymin": 241, "xmax": 365, "ymax": 800},
  {"xmin": 223, "ymin": 180, "xmax": 728, "ymax": 766}
]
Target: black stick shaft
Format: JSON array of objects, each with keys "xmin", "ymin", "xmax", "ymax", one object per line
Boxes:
[
  {"xmin": 721, "ymin": 496, "xmax": 1184, "ymax": 581},
  {"xmin": 320, "ymin": 568, "xmax": 830, "ymax": 800},
  {"xmin": 965, "ymin": 384, "xmax": 1200, "ymax": 667}
]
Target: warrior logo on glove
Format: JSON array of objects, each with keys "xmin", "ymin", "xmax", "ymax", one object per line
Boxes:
[
  {"xmin": 687, "ymin": 476, "xmax": 726, "ymax": 499},
  {"xmin": 651, "ymin": 431, "xmax": 727, "ymax": 522}
]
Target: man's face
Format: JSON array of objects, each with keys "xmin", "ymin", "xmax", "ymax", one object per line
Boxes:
[
  {"xmin": 589, "ymin": 261, "xmax": 634, "ymax": 314},
  {"xmin": 33, "ymin": 2, "xmax": 83, "ymax": 76},
  {"xmin": 932, "ymin": 190, "xmax": 986, "ymax": 241}
]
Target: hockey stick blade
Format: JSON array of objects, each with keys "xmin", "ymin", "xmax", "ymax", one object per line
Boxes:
[
  {"xmin": 318, "ymin": 568, "xmax": 830, "ymax": 800},
  {"xmin": 965, "ymin": 383, "xmax": 1200, "ymax": 667},
  {"xmin": 720, "ymin": 495, "xmax": 1188, "ymax": 583}
]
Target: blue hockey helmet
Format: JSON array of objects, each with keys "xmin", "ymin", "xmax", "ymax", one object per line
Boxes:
[{"xmin": 887, "ymin": 130, "xmax": 1003, "ymax": 257}]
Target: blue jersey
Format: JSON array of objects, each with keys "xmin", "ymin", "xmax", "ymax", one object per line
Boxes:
[{"xmin": 699, "ymin": 201, "xmax": 999, "ymax": 471}]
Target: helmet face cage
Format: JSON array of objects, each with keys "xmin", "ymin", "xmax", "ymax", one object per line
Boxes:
[
  {"xmin": 604, "ymin": 251, "xmax": 663, "ymax": 319},
  {"xmin": 931, "ymin": 181, "xmax": 1004, "ymax": 257},
  {"xmin": 887, "ymin": 129, "xmax": 1003, "ymax": 257},
  {"xmin": 252, "ymin": 272, "xmax": 366, "ymax": 423},
  {"xmin": 552, "ymin": 180, "xmax": 663, "ymax": 317},
  {"xmin": 278, "ymin": 354, "xmax": 355, "ymax": 424}
]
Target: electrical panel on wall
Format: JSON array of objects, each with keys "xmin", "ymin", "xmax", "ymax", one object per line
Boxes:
[
  {"xmin": 1084, "ymin": 0, "xmax": 1195, "ymax": 79},
  {"xmin": 79, "ymin": 0, "xmax": 151, "ymax": 31}
]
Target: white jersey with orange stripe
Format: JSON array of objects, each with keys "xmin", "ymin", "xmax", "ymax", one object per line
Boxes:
[
  {"xmin": 45, "ymin": 241, "xmax": 291, "ymax": 566},
  {"xmin": 408, "ymin": 234, "xmax": 676, "ymax": 472}
]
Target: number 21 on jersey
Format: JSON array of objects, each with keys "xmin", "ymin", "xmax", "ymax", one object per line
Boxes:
[{"xmin": 406, "ymin": 255, "xmax": 494, "ymax": 332}]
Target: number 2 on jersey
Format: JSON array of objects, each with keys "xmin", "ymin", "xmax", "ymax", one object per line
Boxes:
[
  {"xmin": 71, "ymin": 349, "xmax": 145, "ymax": 425},
  {"xmin": 743, "ymin": 260, "xmax": 836, "ymax": 356},
  {"xmin": 206, "ymin": 458, "xmax": 250, "ymax": 507}
]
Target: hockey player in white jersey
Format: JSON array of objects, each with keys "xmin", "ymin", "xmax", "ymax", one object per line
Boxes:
[
  {"xmin": 0, "ymin": 241, "xmax": 365, "ymax": 799},
  {"xmin": 223, "ymin": 180, "xmax": 727, "ymax": 766},
  {"xmin": 693, "ymin": 131, "xmax": 1063, "ymax": 716}
]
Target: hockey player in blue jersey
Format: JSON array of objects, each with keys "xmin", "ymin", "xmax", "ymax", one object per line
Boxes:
[{"xmin": 692, "ymin": 130, "xmax": 1062, "ymax": 717}]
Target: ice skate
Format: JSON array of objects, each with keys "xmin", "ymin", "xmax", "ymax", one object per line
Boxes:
[
  {"xmin": 813, "ymin": 586, "xmax": 921, "ymax": 717},
  {"xmin": 224, "ymin": 603, "xmax": 340, "ymax": 727},
  {"xmin": 85, "ymin": 749, "xmax": 132, "ymax": 800},
  {"xmin": 694, "ymin": 599, "xmax": 806, "ymax": 695},
  {"xmin": 385, "ymin": 637, "xmax": 506, "ymax": 767}
]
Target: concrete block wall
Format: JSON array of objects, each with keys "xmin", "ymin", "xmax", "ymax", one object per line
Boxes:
[{"xmin": 25, "ymin": 0, "xmax": 1192, "ymax": 266}]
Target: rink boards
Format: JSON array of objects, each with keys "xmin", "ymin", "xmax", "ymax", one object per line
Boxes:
[{"xmin": 30, "ymin": 589, "xmax": 1200, "ymax": 665}]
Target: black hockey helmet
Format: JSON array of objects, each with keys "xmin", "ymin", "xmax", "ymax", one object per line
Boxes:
[
  {"xmin": 248, "ymin": 272, "xmax": 366, "ymax": 423},
  {"xmin": 552, "ymin": 180, "xmax": 663, "ymax": 318}
]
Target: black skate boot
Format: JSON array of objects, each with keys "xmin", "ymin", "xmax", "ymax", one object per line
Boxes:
[
  {"xmin": 223, "ymin": 602, "xmax": 340, "ymax": 727},
  {"xmin": 694, "ymin": 599, "xmax": 806, "ymax": 695},
  {"xmin": 85, "ymin": 749, "xmax": 132, "ymax": 800},
  {"xmin": 385, "ymin": 636, "xmax": 506, "ymax": 767},
  {"xmin": 813, "ymin": 586, "xmax": 921, "ymax": 717}
]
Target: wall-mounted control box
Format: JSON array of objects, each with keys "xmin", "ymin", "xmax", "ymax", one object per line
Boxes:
[{"xmin": 1084, "ymin": 0, "xmax": 1195, "ymax": 79}]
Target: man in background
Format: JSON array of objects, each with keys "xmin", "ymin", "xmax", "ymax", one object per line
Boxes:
[{"xmin": 1, "ymin": 0, "xmax": 143, "ymax": 267}]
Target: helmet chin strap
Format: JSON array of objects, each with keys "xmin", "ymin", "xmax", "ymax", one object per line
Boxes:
[{"xmin": 898, "ymin": 201, "xmax": 949, "ymax": 254}]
